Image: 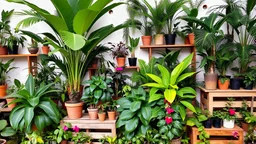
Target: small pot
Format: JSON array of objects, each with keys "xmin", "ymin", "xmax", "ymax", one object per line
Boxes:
[
  {"xmin": 164, "ymin": 33, "xmax": 176, "ymax": 45},
  {"xmin": 184, "ymin": 36, "xmax": 190, "ymax": 44},
  {"xmin": 88, "ymin": 108, "xmax": 98, "ymax": 120},
  {"xmin": 116, "ymin": 57, "xmax": 126, "ymax": 67},
  {"xmin": 154, "ymin": 34, "xmax": 164, "ymax": 45},
  {"xmin": 42, "ymin": 46, "xmax": 50, "ymax": 54},
  {"xmin": 8, "ymin": 45, "xmax": 19, "ymax": 54},
  {"xmin": 28, "ymin": 47, "xmax": 39, "ymax": 54},
  {"xmin": 128, "ymin": 57, "xmax": 137, "ymax": 66},
  {"xmin": 0, "ymin": 84, "xmax": 7, "ymax": 97},
  {"xmin": 98, "ymin": 112, "xmax": 106, "ymax": 121},
  {"xmin": 0, "ymin": 46, "xmax": 8, "ymax": 55},
  {"xmin": 244, "ymin": 83, "xmax": 253, "ymax": 90},
  {"xmin": 91, "ymin": 57, "xmax": 99, "ymax": 68},
  {"xmin": 218, "ymin": 79, "xmax": 230, "ymax": 90},
  {"xmin": 61, "ymin": 140, "xmax": 68, "ymax": 144},
  {"xmin": 6, "ymin": 98, "xmax": 16, "ymax": 108},
  {"xmin": 169, "ymin": 137, "xmax": 181, "ymax": 144},
  {"xmin": 230, "ymin": 78, "xmax": 241, "ymax": 90},
  {"xmin": 187, "ymin": 33, "xmax": 195, "ymax": 45},
  {"xmin": 241, "ymin": 121, "xmax": 249, "ymax": 131},
  {"xmin": 203, "ymin": 118, "xmax": 212, "ymax": 128},
  {"xmin": 141, "ymin": 35, "xmax": 152, "ymax": 45},
  {"xmin": 107, "ymin": 111, "xmax": 116, "ymax": 120},
  {"xmin": 223, "ymin": 119, "xmax": 235, "ymax": 128},
  {"xmin": 212, "ymin": 117, "xmax": 222, "ymax": 128}
]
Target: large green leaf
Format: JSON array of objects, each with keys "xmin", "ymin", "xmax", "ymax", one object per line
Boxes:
[
  {"xmin": 10, "ymin": 107, "xmax": 25, "ymax": 130},
  {"xmin": 20, "ymin": 30, "xmax": 44, "ymax": 43},
  {"xmin": 130, "ymin": 101, "xmax": 141, "ymax": 112},
  {"xmin": 117, "ymin": 98, "xmax": 132, "ymax": 109},
  {"xmin": 119, "ymin": 110, "xmax": 135, "ymax": 120},
  {"xmin": 34, "ymin": 114, "xmax": 46, "ymax": 131},
  {"xmin": 172, "ymin": 121, "xmax": 183, "ymax": 130},
  {"xmin": 125, "ymin": 117, "xmax": 139, "ymax": 133},
  {"xmin": 157, "ymin": 65, "xmax": 170, "ymax": 87},
  {"xmin": 180, "ymin": 101, "xmax": 196, "ymax": 113},
  {"xmin": 27, "ymin": 97, "xmax": 39, "ymax": 107},
  {"xmin": 178, "ymin": 87, "xmax": 196, "ymax": 95},
  {"xmin": 141, "ymin": 106, "xmax": 151, "ymax": 121},
  {"xmin": 142, "ymin": 83, "xmax": 165, "ymax": 89},
  {"xmin": 1, "ymin": 127, "xmax": 16, "ymax": 137},
  {"xmin": 151, "ymin": 107, "xmax": 162, "ymax": 119},
  {"xmin": 24, "ymin": 107, "xmax": 34, "ymax": 128},
  {"xmin": 43, "ymin": 14, "xmax": 69, "ymax": 32},
  {"xmin": 38, "ymin": 101, "xmax": 60, "ymax": 123},
  {"xmin": 164, "ymin": 89, "xmax": 176, "ymax": 104},
  {"xmin": 179, "ymin": 105, "xmax": 186, "ymax": 121},
  {"xmin": 171, "ymin": 128, "xmax": 180, "ymax": 137},
  {"xmin": 147, "ymin": 74, "xmax": 162, "ymax": 84},
  {"xmin": 139, "ymin": 125, "xmax": 149, "ymax": 135},
  {"xmin": 0, "ymin": 120, "xmax": 7, "ymax": 131},
  {"xmin": 59, "ymin": 31, "xmax": 85, "ymax": 51},
  {"xmin": 176, "ymin": 72, "xmax": 195, "ymax": 83},
  {"xmin": 116, "ymin": 119, "xmax": 127, "ymax": 128},
  {"xmin": 25, "ymin": 74, "xmax": 34, "ymax": 97}
]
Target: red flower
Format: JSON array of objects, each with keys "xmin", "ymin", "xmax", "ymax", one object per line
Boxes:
[
  {"xmin": 229, "ymin": 109, "xmax": 236, "ymax": 116},
  {"xmin": 165, "ymin": 117, "xmax": 173, "ymax": 124},
  {"xmin": 166, "ymin": 107, "xmax": 174, "ymax": 114},
  {"xmin": 73, "ymin": 125, "xmax": 79, "ymax": 132}
]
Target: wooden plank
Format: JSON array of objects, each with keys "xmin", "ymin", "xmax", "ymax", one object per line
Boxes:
[
  {"xmin": 140, "ymin": 44, "xmax": 194, "ymax": 49},
  {"xmin": 198, "ymin": 86, "xmax": 256, "ymax": 93},
  {"xmin": 0, "ymin": 54, "xmax": 38, "ymax": 58}
]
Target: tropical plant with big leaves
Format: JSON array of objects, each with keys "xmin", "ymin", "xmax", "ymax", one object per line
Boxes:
[
  {"xmin": 142, "ymin": 53, "xmax": 197, "ymax": 121},
  {"xmin": 7, "ymin": 74, "xmax": 62, "ymax": 133},
  {"xmin": 7, "ymin": 0, "xmax": 129, "ymax": 103},
  {"xmin": 180, "ymin": 13, "xmax": 228, "ymax": 74}
]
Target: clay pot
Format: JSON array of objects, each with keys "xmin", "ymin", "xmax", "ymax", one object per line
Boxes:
[
  {"xmin": 42, "ymin": 46, "xmax": 50, "ymax": 54},
  {"xmin": 169, "ymin": 137, "xmax": 181, "ymax": 144},
  {"xmin": 154, "ymin": 34, "xmax": 164, "ymax": 45},
  {"xmin": 218, "ymin": 79, "xmax": 230, "ymax": 90},
  {"xmin": 0, "ymin": 84, "xmax": 7, "ymax": 97},
  {"xmin": 107, "ymin": 111, "xmax": 116, "ymax": 120},
  {"xmin": 188, "ymin": 33, "xmax": 195, "ymax": 45},
  {"xmin": 98, "ymin": 112, "xmax": 106, "ymax": 121},
  {"xmin": 28, "ymin": 47, "xmax": 39, "ymax": 54},
  {"xmin": 61, "ymin": 140, "xmax": 68, "ymax": 144},
  {"xmin": 241, "ymin": 122, "xmax": 249, "ymax": 131},
  {"xmin": 91, "ymin": 57, "xmax": 99, "ymax": 68},
  {"xmin": 0, "ymin": 139, "xmax": 6, "ymax": 144},
  {"xmin": 116, "ymin": 57, "xmax": 126, "ymax": 67},
  {"xmin": 141, "ymin": 36, "xmax": 152, "ymax": 45},
  {"xmin": 6, "ymin": 98, "xmax": 16, "ymax": 108},
  {"xmin": 88, "ymin": 108, "xmax": 98, "ymax": 120},
  {"xmin": 204, "ymin": 73, "xmax": 217, "ymax": 90},
  {"xmin": 65, "ymin": 101, "xmax": 84, "ymax": 119},
  {"xmin": 184, "ymin": 36, "xmax": 190, "ymax": 44},
  {"xmin": 0, "ymin": 46, "xmax": 8, "ymax": 55}
]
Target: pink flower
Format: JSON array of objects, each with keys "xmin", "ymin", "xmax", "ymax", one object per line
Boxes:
[
  {"xmin": 165, "ymin": 117, "xmax": 173, "ymax": 124},
  {"xmin": 63, "ymin": 126, "xmax": 68, "ymax": 131},
  {"xmin": 116, "ymin": 67, "xmax": 123, "ymax": 71},
  {"xmin": 232, "ymin": 131, "xmax": 239, "ymax": 138},
  {"xmin": 166, "ymin": 107, "xmax": 174, "ymax": 114},
  {"xmin": 73, "ymin": 125, "xmax": 79, "ymax": 132},
  {"xmin": 229, "ymin": 109, "xmax": 236, "ymax": 116}
]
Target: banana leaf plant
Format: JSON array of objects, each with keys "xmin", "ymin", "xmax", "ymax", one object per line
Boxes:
[
  {"xmin": 7, "ymin": 0, "xmax": 128, "ymax": 103},
  {"xmin": 7, "ymin": 74, "xmax": 62, "ymax": 133}
]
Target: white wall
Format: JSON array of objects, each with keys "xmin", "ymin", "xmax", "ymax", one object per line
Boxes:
[{"xmin": 0, "ymin": 0, "xmax": 227, "ymax": 89}]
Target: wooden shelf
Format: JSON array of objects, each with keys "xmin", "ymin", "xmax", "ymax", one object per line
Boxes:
[{"xmin": 0, "ymin": 54, "xmax": 38, "ymax": 58}]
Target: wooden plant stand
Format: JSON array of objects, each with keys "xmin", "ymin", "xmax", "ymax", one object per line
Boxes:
[
  {"xmin": 189, "ymin": 125, "xmax": 244, "ymax": 144},
  {"xmin": 61, "ymin": 114, "xmax": 116, "ymax": 144}
]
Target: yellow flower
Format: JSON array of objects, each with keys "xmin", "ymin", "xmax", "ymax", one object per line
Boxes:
[{"xmin": 37, "ymin": 136, "xmax": 44, "ymax": 144}]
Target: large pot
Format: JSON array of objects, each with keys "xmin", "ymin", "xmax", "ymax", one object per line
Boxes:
[
  {"xmin": 65, "ymin": 101, "xmax": 84, "ymax": 119},
  {"xmin": 203, "ymin": 118, "xmax": 212, "ymax": 128},
  {"xmin": 8, "ymin": 45, "xmax": 19, "ymax": 54},
  {"xmin": 164, "ymin": 33, "xmax": 176, "ymax": 45},
  {"xmin": 204, "ymin": 73, "xmax": 217, "ymax": 90},
  {"xmin": 128, "ymin": 57, "xmax": 137, "ymax": 66},
  {"xmin": 6, "ymin": 98, "xmax": 16, "ymax": 108},
  {"xmin": 141, "ymin": 35, "xmax": 152, "ymax": 45},
  {"xmin": 212, "ymin": 117, "xmax": 222, "ymax": 128},
  {"xmin": 107, "ymin": 111, "xmax": 116, "ymax": 120},
  {"xmin": 230, "ymin": 78, "xmax": 241, "ymax": 90}
]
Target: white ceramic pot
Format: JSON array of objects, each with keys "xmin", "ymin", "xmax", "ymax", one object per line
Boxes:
[{"xmin": 223, "ymin": 119, "xmax": 235, "ymax": 128}]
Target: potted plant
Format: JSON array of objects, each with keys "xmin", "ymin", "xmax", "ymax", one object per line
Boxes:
[
  {"xmin": 53, "ymin": 123, "xmax": 72, "ymax": 144},
  {"xmin": 163, "ymin": 0, "xmax": 185, "ymax": 45},
  {"xmin": 244, "ymin": 114, "xmax": 256, "ymax": 144},
  {"xmin": 222, "ymin": 98, "xmax": 237, "ymax": 128},
  {"xmin": 0, "ymin": 59, "xmax": 15, "ymax": 97},
  {"xmin": 28, "ymin": 39, "xmax": 39, "ymax": 54},
  {"xmin": 202, "ymin": 110, "xmax": 212, "ymax": 128},
  {"xmin": 42, "ymin": 38, "xmax": 50, "ymax": 55},
  {"xmin": 110, "ymin": 41, "xmax": 129, "ymax": 67},
  {"xmin": 106, "ymin": 99, "xmax": 117, "ymax": 120},
  {"xmin": 100, "ymin": 136, "xmax": 117, "ymax": 144},
  {"xmin": 0, "ymin": 9, "xmax": 13, "ymax": 55},
  {"xmin": 6, "ymin": 79, "xmax": 24, "ymax": 109},
  {"xmin": 82, "ymin": 76, "xmax": 113, "ymax": 120},
  {"xmin": 212, "ymin": 110, "xmax": 223, "ymax": 128},
  {"xmin": 239, "ymin": 100, "xmax": 252, "ymax": 131},
  {"xmin": 181, "ymin": 13, "xmax": 227, "ymax": 89},
  {"xmin": 98, "ymin": 103, "xmax": 107, "ymax": 122},
  {"xmin": 21, "ymin": 131, "xmax": 44, "ymax": 144},
  {"xmin": 0, "ymin": 120, "xmax": 16, "ymax": 144},
  {"xmin": 127, "ymin": 36, "xmax": 139, "ymax": 66},
  {"xmin": 7, "ymin": 30, "xmax": 26, "ymax": 54},
  {"xmin": 242, "ymin": 69, "xmax": 256, "ymax": 90},
  {"xmin": 71, "ymin": 126, "xmax": 91, "ymax": 144},
  {"xmin": 8, "ymin": 74, "xmax": 62, "ymax": 133}
]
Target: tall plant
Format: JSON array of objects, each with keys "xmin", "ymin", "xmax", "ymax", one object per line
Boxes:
[{"xmin": 8, "ymin": 0, "xmax": 128, "ymax": 103}]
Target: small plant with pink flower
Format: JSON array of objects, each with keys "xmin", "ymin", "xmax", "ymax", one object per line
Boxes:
[
  {"xmin": 53, "ymin": 122, "xmax": 73, "ymax": 143},
  {"xmin": 222, "ymin": 98, "xmax": 237, "ymax": 121},
  {"xmin": 71, "ymin": 125, "xmax": 92, "ymax": 144}
]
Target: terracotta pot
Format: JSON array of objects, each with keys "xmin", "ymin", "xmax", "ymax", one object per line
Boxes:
[
  {"xmin": 241, "ymin": 122, "xmax": 249, "ymax": 131},
  {"xmin": 107, "ymin": 111, "xmax": 116, "ymax": 120},
  {"xmin": 204, "ymin": 73, "xmax": 217, "ymax": 90},
  {"xmin": 91, "ymin": 57, "xmax": 99, "ymax": 68},
  {"xmin": 0, "ymin": 46, "xmax": 8, "ymax": 55},
  {"xmin": 184, "ymin": 36, "xmax": 190, "ymax": 44},
  {"xmin": 6, "ymin": 98, "xmax": 16, "ymax": 108},
  {"xmin": 65, "ymin": 101, "xmax": 84, "ymax": 119},
  {"xmin": 88, "ymin": 108, "xmax": 98, "ymax": 120},
  {"xmin": 42, "ymin": 46, "xmax": 50, "ymax": 54},
  {"xmin": 0, "ymin": 84, "xmax": 7, "ymax": 97},
  {"xmin": 169, "ymin": 137, "xmax": 181, "ymax": 144},
  {"xmin": 0, "ymin": 139, "xmax": 6, "ymax": 144},
  {"xmin": 141, "ymin": 36, "xmax": 152, "ymax": 45},
  {"xmin": 28, "ymin": 47, "xmax": 39, "ymax": 54},
  {"xmin": 116, "ymin": 57, "xmax": 126, "ymax": 67},
  {"xmin": 188, "ymin": 33, "xmax": 195, "ymax": 45},
  {"xmin": 61, "ymin": 140, "xmax": 68, "ymax": 144},
  {"xmin": 154, "ymin": 34, "xmax": 164, "ymax": 45},
  {"xmin": 218, "ymin": 79, "xmax": 230, "ymax": 90},
  {"xmin": 98, "ymin": 112, "xmax": 106, "ymax": 121}
]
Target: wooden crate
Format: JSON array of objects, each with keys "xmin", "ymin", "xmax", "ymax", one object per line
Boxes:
[
  {"xmin": 199, "ymin": 86, "xmax": 256, "ymax": 117},
  {"xmin": 189, "ymin": 125, "xmax": 244, "ymax": 144},
  {"xmin": 61, "ymin": 114, "xmax": 116, "ymax": 144}
]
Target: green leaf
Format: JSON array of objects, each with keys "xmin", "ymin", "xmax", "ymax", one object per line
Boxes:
[
  {"xmin": 25, "ymin": 74, "xmax": 34, "ymax": 97},
  {"xmin": 180, "ymin": 101, "xmax": 196, "ymax": 113},
  {"xmin": 34, "ymin": 115, "xmax": 46, "ymax": 131},
  {"xmin": 24, "ymin": 107, "xmax": 34, "ymax": 128},
  {"xmin": 167, "ymin": 131, "xmax": 174, "ymax": 140},
  {"xmin": 179, "ymin": 105, "xmax": 186, "ymax": 121},
  {"xmin": 119, "ymin": 110, "xmax": 135, "ymax": 120},
  {"xmin": 170, "ymin": 62, "xmax": 184, "ymax": 85},
  {"xmin": 27, "ymin": 97, "xmax": 39, "ymax": 107},
  {"xmin": 139, "ymin": 125, "xmax": 149, "ymax": 135},
  {"xmin": 38, "ymin": 101, "xmax": 60, "ymax": 123},
  {"xmin": 178, "ymin": 87, "xmax": 196, "ymax": 95},
  {"xmin": 198, "ymin": 115, "xmax": 208, "ymax": 122},
  {"xmin": 151, "ymin": 107, "xmax": 162, "ymax": 119},
  {"xmin": 125, "ymin": 117, "xmax": 139, "ymax": 133},
  {"xmin": 157, "ymin": 65, "xmax": 170, "ymax": 87},
  {"xmin": 173, "ymin": 121, "xmax": 183, "ymax": 130},
  {"xmin": 147, "ymin": 74, "xmax": 162, "ymax": 84},
  {"xmin": 141, "ymin": 106, "xmax": 151, "ymax": 121},
  {"xmin": 177, "ymin": 72, "xmax": 195, "ymax": 83},
  {"xmin": 186, "ymin": 119, "xmax": 196, "ymax": 126},
  {"xmin": 1, "ymin": 127, "xmax": 16, "ymax": 137},
  {"xmin": 171, "ymin": 128, "xmax": 180, "ymax": 137},
  {"xmin": 59, "ymin": 31, "xmax": 85, "ymax": 51},
  {"xmin": 117, "ymin": 98, "xmax": 131, "ymax": 109},
  {"xmin": 142, "ymin": 83, "xmax": 165, "ymax": 89},
  {"xmin": 159, "ymin": 126, "xmax": 168, "ymax": 134},
  {"xmin": 164, "ymin": 89, "xmax": 176, "ymax": 104},
  {"xmin": 43, "ymin": 14, "xmax": 69, "ymax": 32},
  {"xmin": 130, "ymin": 101, "xmax": 141, "ymax": 112},
  {"xmin": 116, "ymin": 119, "xmax": 126, "ymax": 128},
  {"xmin": 10, "ymin": 107, "xmax": 25, "ymax": 130},
  {"xmin": 0, "ymin": 120, "xmax": 7, "ymax": 131}
]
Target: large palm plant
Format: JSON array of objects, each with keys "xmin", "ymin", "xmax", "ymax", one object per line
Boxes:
[{"xmin": 8, "ymin": 0, "xmax": 128, "ymax": 103}]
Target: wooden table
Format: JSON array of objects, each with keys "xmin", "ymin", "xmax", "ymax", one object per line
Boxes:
[
  {"xmin": 189, "ymin": 125, "xmax": 244, "ymax": 144},
  {"xmin": 199, "ymin": 86, "xmax": 256, "ymax": 117}
]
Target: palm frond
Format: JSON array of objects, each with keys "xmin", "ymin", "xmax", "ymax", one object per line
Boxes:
[{"xmin": 15, "ymin": 10, "xmax": 44, "ymax": 29}]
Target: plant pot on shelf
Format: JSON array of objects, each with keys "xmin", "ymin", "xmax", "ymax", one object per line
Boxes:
[
  {"xmin": 223, "ymin": 119, "xmax": 235, "ymax": 128},
  {"xmin": 204, "ymin": 73, "xmax": 217, "ymax": 90},
  {"xmin": 8, "ymin": 45, "xmax": 18, "ymax": 54},
  {"xmin": 184, "ymin": 36, "xmax": 190, "ymax": 44},
  {"xmin": 154, "ymin": 34, "xmax": 164, "ymax": 45},
  {"xmin": 61, "ymin": 140, "xmax": 68, "ymax": 144},
  {"xmin": 169, "ymin": 137, "xmax": 181, "ymax": 144},
  {"xmin": 0, "ymin": 84, "xmax": 7, "ymax": 97},
  {"xmin": 128, "ymin": 57, "xmax": 137, "ymax": 66},
  {"xmin": 241, "ymin": 122, "xmax": 249, "ymax": 131},
  {"xmin": 218, "ymin": 79, "xmax": 230, "ymax": 90},
  {"xmin": 28, "ymin": 47, "xmax": 39, "ymax": 54},
  {"xmin": 0, "ymin": 139, "xmax": 6, "ymax": 144},
  {"xmin": 230, "ymin": 78, "xmax": 241, "ymax": 90},
  {"xmin": 212, "ymin": 117, "xmax": 222, "ymax": 128},
  {"xmin": 107, "ymin": 111, "xmax": 116, "ymax": 120},
  {"xmin": 0, "ymin": 46, "xmax": 8, "ymax": 55},
  {"xmin": 116, "ymin": 57, "xmax": 126, "ymax": 67},
  {"xmin": 65, "ymin": 101, "xmax": 84, "ymax": 119},
  {"xmin": 164, "ymin": 33, "xmax": 176, "ymax": 45},
  {"xmin": 42, "ymin": 46, "xmax": 50, "ymax": 54},
  {"xmin": 187, "ymin": 33, "xmax": 195, "ymax": 45},
  {"xmin": 88, "ymin": 108, "xmax": 98, "ymax": 120},
  {"xmin": 203, "ymin": 118, "xmax": 212, "ymax": 128},
  {"xmin": 91, "ymin": 57, "xmax": 99, "ymax": 68},
  {"xmin": 141, "ymin": 35, "xmax": 152, "ymax": 45},
  {"xmin": 244, "ymin": 83, "xmax": 253, "ymax": 90},
  {"xmin": 6, "ymin": 98, "xmax": 16, "ymax": 108},
  {"xmin": 98, "ymin": 112, "xmax": 106, "ymax": 121}
]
